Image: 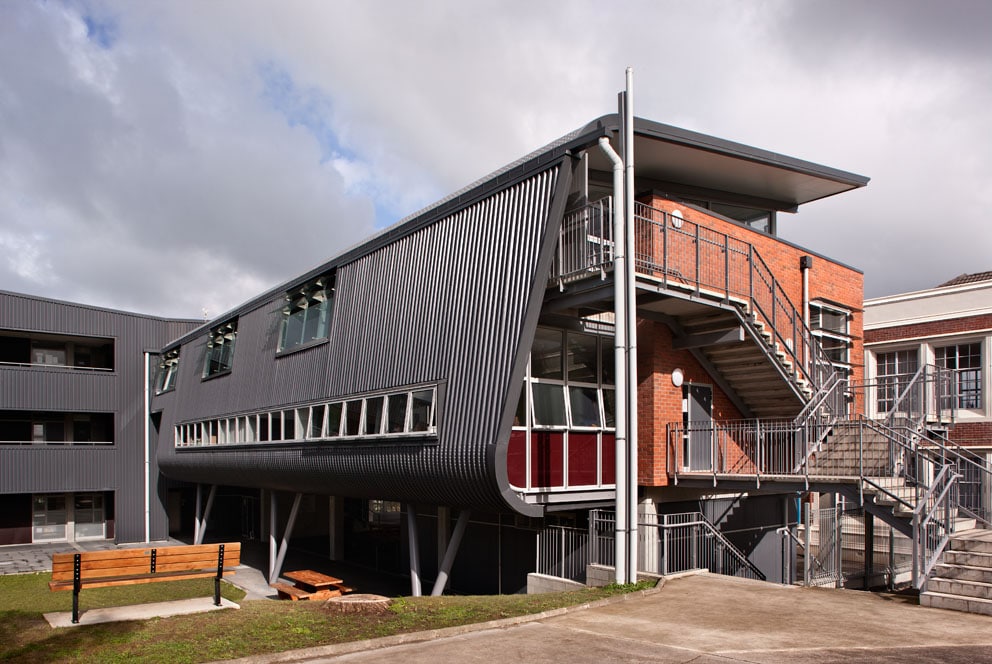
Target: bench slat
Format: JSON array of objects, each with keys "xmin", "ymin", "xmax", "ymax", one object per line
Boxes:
[{"xmin": 49, "ymin": 569, "xmax": 236, "ymax": 592}]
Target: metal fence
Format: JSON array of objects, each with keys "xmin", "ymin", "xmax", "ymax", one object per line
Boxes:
[
  {"xmin": 536, "ymin": 525, "xmax": 589, "ymax": 583},
  {"xmin": 589, "ymin": 509, "xmax": 764, "ymax": 580},
  {"xmin": 798, "ymin": 506, "xmax": 913, "ymax": 588}
]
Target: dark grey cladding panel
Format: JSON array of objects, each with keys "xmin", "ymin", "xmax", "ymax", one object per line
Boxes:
[
  {"xmin": 0, "ymin": 291, "xmax": 200, "ymax": 543},
  {"xmin": 158, "ymin": 166, "xmax": 563, "ymax": 510}
]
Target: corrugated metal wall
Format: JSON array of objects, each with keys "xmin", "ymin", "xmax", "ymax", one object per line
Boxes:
[
  {"xmin": 0, "ymin": 292, "xmax": 200, "ymax": 542},
  {"xmin": 157, "ymin": 165, "xmax": 564, "ymax": 511}
]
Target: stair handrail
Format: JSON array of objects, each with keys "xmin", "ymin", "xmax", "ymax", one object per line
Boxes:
[
  {"xmin": 895, "ymin": 424, "xmax": 991, "ymax": 527},
  {"xmin": 663, "ymin": 511, "xmax": 767, "ymax": 581},
  {"xmin": 912, "ymin": 464, "xmax": 958, "ymax": 589},
  {"xmin": 883, "ymin": 364, "xmax": 956, "ymax": 430},
  {"xmin": 746, "ymin": 247, "xmax": 838, "ymax": 395},
  {"xmin": 792, "ymin": 373, "xmax": 847, "ymax": 474}
]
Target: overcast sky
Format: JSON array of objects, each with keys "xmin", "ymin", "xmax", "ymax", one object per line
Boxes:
[{"xmin": 2, "ymin": 1, "xmax": 990, "ymax": 319}]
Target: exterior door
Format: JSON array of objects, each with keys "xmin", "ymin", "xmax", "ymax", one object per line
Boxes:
[{"xmin": 687, "ymin": 384, "xmax": 714, "ymax": 471}]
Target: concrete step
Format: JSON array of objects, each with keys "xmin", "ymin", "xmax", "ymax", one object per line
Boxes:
[
  {"xmin": 950, "ymin": 531, "xmax": 992, "ymax": 554},
  {"xmin": 920, "ymin": 590, "xmax": 992, "ymax": 616},
  {"xmin": 927, "ymin": 577, "xmax": 992, "ymax": 600},
  {"xmin": 934, "ymin": 562, "xmax": 992, "ymax": 584},
  {"xmin": 944, "ymin": 549, "xmax": 992, "ymax": 568}
]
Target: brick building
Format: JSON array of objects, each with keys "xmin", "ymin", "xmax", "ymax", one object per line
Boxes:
[{"xmin": 864, "ymin": 272, "xmax": 992, "ymax": 520}]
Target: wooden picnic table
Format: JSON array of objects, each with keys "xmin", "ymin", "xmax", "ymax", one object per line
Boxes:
[
  {"xmin": 283, "ymin": 569, "xmax": 343, "ymax": 592},
  {"xmin": 272, "ymin": 569, "xmax": 353, "ymax": 601}
]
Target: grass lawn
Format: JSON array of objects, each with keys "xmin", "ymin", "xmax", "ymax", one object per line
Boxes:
[{"xmin": 0, "ymin": 573, "xmax": 654, "ymax": 663}]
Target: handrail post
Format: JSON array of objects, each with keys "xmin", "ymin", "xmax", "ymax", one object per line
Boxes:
[
  {"xmin": 694, "ymin": 222, "xmax": 701, "ymax": 296},
  {"xmin": 723, "ymin": 233, "xmax": 730, "ymax": 302}
]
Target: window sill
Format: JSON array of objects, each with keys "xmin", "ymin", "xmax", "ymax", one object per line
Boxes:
[
  {"xmin": 201, "ymin": 369, "xmax": 232, "ymax": 382},
  {"xmin": 276, "ymin": 337, "xmax": 329, "ymax": 358}
]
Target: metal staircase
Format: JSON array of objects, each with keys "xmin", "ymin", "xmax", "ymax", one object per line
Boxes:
[
  {"xmin": 549, "ymin": 199, "xmax": 834, "ymax": 419},
  {"xmin": 548, "ymin": 199, "xmax": 992, "ymax": 610}
]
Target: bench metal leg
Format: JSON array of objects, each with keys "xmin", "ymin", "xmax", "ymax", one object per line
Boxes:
[
  {"xmin": 72, "ymin": 553, "xmax": 81, "ymax": 624},
  {"xmin": 214, "ymin": 544, "xmax": 225, "ymax": 606}
]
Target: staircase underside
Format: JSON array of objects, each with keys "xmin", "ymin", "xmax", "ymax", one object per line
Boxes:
[{"xmin": 544, "ymin": 274, "xmax": 809, "ymax": 420}]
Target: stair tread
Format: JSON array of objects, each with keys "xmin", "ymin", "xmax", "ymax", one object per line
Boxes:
[
  {"xmin": 921, "ymin": 589, "xmax": 992, "ymax": 604},
  {"xmin": 930, "ymin": 576, "xmax": 992, "ymax": 588}
]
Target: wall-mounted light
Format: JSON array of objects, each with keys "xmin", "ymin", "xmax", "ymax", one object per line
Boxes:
[
  {"xmin": 671, "ymin": 368, "xmax": 684, "ymax": 387},
  {"xmin": 671, "ymin": 209, "xmax": 684, "ymax": 229}
]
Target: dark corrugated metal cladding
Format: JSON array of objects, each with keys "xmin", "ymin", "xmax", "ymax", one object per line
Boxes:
[{"xmin": 157, "ymin": 167, "xmax": 560, "ymax": 511}]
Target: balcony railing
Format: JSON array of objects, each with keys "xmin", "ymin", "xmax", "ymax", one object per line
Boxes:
[{"xmin": 551, "ymin": 199, "xmax": 836, "ymax": 396}]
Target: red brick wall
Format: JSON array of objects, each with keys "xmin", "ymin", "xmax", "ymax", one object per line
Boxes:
[
  {"xmin": 637, "ymin": 320, "xmax": 745, "ymax": 486},
  {"xmin": 948, "ymin": 422, "xmax": 992, "ymax": 449},
  {"xmin": 865, "ymin": 313, "xmax": 992, "ymax": 344},
  {"xmin": 635, "ymin": 196, "xmax": 865, "ymax": 484}
]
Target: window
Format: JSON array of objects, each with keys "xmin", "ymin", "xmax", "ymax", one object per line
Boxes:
[
  {"xmin": 155, "ymin": 348, "xmax": 180, "ymax": 393},
  {"xmin": 174, "ymin": 386, "xmax": 438, "ymax": 447},
  {"xmin": 0, "ymin": 411, "xmax": 113, "ymax": 444},
  {"xmin": 876, "ymin": 349, "xmax": 919, "ymax": 414},
  {"xmin": 0, "ymin": 330, "xmax": 113, "ymax": 370},
  {"xmin": 203, "ymin": 320, "xmax": 237, "ymax": 377},
  {"xmin": 279, "ymin": 274, "xmax": 334, "ymax": 352},
  {"xmin": 936, "ymin": 342, "xmax": 982, "ymax": 410},
  {"xmin": 810, "ymin": 302, "xmax": 852, "ymax": 370},
  {"xmin": 520, "ymin": 327, "xmax": 615, "ymax": 430}
]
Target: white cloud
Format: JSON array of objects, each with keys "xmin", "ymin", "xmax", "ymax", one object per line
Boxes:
[{"xmin": 1, "ymin": 0, "xmax": 990, "ymax": 314}]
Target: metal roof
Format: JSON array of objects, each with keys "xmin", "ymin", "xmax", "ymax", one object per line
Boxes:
[{"xmin": 169, "ymin": 114, "xmax": 869, "ymax": 347}]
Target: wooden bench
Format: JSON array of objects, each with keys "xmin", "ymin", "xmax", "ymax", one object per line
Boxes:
[
  {"xmin": 50, "ymin": 542, "xmax": 241, "ymax": 624},
  {"xmin": 272, "ymin": 569, "xmax": 353, "ymax": 601}
]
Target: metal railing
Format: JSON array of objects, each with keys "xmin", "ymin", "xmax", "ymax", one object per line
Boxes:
[
  {"xmin": 913, "ymin": 464, "xmax": 958, "ymax": 589},
  {"xmin": 536, "ymin": 525, "xmax": 589, "ymax": 583},
  {"xmin": 795, "ymin": 506, "xmax": 915, "ymax": 588},
  {"xmin": 877, "ymin": 364, "xmax": 956, "ymax": 429},
  {"xmin": 551, "ymin": 198, "xmax": 614, "ymax": 284},
  {"xmin": 589, "ymin": 509, "xmax": 765, "ymax": 580},
  {"xmin": 550, "ymin": 199, "xmax": 837, "ymax": 397}
]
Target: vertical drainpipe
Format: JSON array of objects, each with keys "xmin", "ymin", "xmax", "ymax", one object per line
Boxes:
[
  {"xmin": 623, "ymin": 66, "xmax": 639, "ymax": 584},
  {"xmin": 143, "ymin": 352, "xmax": 151, "ymax": 543},
  {"xmin": 800, "ymin": 256, "xmax": 813, "ymax": 375},
  {"xmin": 598, "ymin": 135, "xmax": 626, "ymax": 584}
]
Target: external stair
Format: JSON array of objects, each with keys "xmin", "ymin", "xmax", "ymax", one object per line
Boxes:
[
  {"xmin": 920, "ymin": 529, "xmax": 992, "ymax": 616},
  {"xmin": 677, "ymin": 305, "xmax": 813, "ymax": 419}
]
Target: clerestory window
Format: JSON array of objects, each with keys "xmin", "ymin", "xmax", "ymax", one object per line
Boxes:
[
  {"xmin": 203, "ymin": 320, "xmax": 237, "ymax": 378},
  {"xmin": 155, "ymin": 348, "xmax": 180, "ymax": 393},
  {"xmin": 279, "ymin": 274, "xmax": 334, "ymax": 352}
]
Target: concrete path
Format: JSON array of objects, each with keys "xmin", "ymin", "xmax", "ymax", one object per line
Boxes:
[{"xmin": 223, "ymin": 573, "xmax": 992, "ymax": 664}]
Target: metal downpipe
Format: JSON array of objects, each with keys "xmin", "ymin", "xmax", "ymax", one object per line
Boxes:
[
  {"xmin": 624, "ymin": 66, "xmax": 639, "ymax": 583},
  {"xmin": 598, "ymin": 135, "xmax": 627, "ymax": 584}
]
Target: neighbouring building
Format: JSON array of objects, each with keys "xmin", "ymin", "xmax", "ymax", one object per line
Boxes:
[
  {"xmin": 864, "ymin": 272, "xmax": 992, "ymax": 521},
  {"xmin": 0, "ymin": 292, "xmax": 198, "ymax": 545}
]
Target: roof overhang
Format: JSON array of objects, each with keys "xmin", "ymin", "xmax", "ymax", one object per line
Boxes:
[{"xmin": 583, "ymin": 115, "xmax": 869, "ymax": 213}]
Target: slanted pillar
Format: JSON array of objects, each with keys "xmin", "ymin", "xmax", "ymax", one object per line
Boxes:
[
  {"xmin": 431, "ymin": 509, "xmax": 470, "ymax": 596},
  {"xmin": 436, "ymin": 506, "xmax": 450, "ymax": 571},
  {"xmin": 269, "ymin": 492, "xmax": 304, "ymax": 584},
  {"xmin": 194, "ymin": 484, "xmax": 217, "ymax": 545},
  {"xmin": 407, "ymin": 504, "xmax": 422, "ymax": 597}
]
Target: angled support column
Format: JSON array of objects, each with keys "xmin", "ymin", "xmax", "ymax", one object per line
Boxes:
[
  {"xmin": 268, "ymin": 492, "xmax": 303, "ymax": 584},
  {"xmin": 430, "ymin": 509, "xmax": 470, "ymax": 596},
  {"xmin": 193, "ymin": 484, "xmax": 217, "ymax": 545},
  {"xmin": 407, "ymin": 504, "xmax": 422, "ymax": 597}
]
